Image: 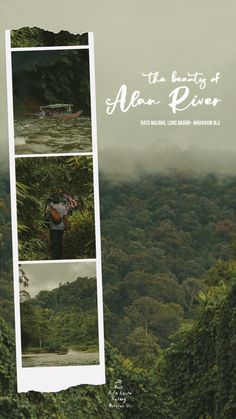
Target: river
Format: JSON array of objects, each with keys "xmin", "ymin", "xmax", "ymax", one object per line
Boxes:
[
  {"xmin": 22, "ymin": 349, "xmax": 99, "ymax": 367},
  {"xmin": 14, "ymin": 116, "xmax": 92, "ymax": 155}
]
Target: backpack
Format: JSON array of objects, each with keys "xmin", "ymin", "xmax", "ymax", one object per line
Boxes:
[{"xmin": 50, "ymin": 206, "xmax": 62, "ymax": 225}]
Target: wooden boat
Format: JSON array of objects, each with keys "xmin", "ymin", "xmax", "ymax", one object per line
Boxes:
[
  {"xmin": 56, "ymin": 349, "xmax": 68, "ymax": 355},
  {"xmin": 37, "ymin": 103, "xmax": 83, "ymax": 119},
  {"xmin": 52, "ymin": 110, "xmax": 82, "ymax": 119}
]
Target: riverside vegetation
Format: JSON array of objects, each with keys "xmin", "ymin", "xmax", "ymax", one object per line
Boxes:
[
  {"xmin": 12, "ymin": 28, "xmax": 92, "ymax": 155},
  {"xmin": 12, "ymin": 32, "xmax": 90, "ymax": 117},
  {"xmin": 0, "ymin": 169, "xmax": 236, "ymax": 417},
  {"xmin": 20, "ymin": 275, "xmax": 99, "ymax": 359}
]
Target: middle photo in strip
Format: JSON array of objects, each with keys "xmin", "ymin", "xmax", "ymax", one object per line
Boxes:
[{"xmin": 15, "ymin": 155, "xmax": 95, "ymax": 262}]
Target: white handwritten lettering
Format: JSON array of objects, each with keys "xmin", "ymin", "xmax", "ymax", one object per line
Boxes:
[
  {"xmin": 171, "ymin": 71, "xmax": 207, "ymax": 90},
  {"xmin": 106, "ymin": 84, "xmax": 160, "ymax": 115},
  {"xmin": 142, "ymin": 71, "xmax": 167, "ymax": 84},
  {"xmin": 169, "ymin": 86, "xmax": 221, "ymax": 114}
]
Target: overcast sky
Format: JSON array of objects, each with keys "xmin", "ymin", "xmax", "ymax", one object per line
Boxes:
[
  {"xmin": 19, "ymin": 261, "xmax": 96, "ymax": 297},
  {"xmin": 0, "ymin": 1, "xmax": 235, "ymax": 174}
]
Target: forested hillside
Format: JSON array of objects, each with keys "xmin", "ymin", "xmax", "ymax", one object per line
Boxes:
[
  {"xmin": 101, "ymin": 172, "xmax": 236, "ymax": 282},
  {"xmin": 11, "ymin": 27, "xmax": 88, "ymax": 47},
  {"xmin": 12, "ymin": 47, "xmax": 91, "ymax": 115},
  {"xmin": 100, "ymin": 173, "xmax": 236, "ymax": 354},
  {"xmin": 0, "ymin": 169, "xmax": 236, "ymax": 417},
  {"xmin": 21, "ymin": 277, "xmax": 98, "ymax": 353}
]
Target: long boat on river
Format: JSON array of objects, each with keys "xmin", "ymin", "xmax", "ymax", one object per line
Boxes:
[{"xmin": 36, "ymin": 103, "xmax": 83, "ymax": 119}]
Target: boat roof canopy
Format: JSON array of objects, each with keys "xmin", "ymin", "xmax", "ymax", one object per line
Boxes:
[{"xmin": 40, "ymin": 104, "xmax": 73, "ymax": 109}]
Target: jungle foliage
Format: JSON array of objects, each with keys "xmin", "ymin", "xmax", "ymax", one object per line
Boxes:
[
  {"xmin": 12, "ymin": 47, "xmax": 90, "ymax": 115},
  {"xmin": 15, "ymin": 156, "xmax": 95, "ymax": 261},
  {"xmin": 0, "ymin": 169, "xmax": 236, "ymax": 417},
  {"xmin": 101, "ymin": 172, "xmax": 236, "ymax": 353},
  {"xmin": 20, "ymin": 276, "xmax": 99, "ymax": 353},
  {"xmin": 11, "ymin": 26, "xmax": 88, "ymax": 48}
]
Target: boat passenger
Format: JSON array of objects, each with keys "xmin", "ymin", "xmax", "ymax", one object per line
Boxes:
[{"xmin": 39, "ymin": 107, "xmax": 45, "ymax": 117}]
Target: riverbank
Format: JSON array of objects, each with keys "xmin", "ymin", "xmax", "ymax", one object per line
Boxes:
[{"xmin": 22, "ymin": 349, "xmax": 99, "ymax": 367}]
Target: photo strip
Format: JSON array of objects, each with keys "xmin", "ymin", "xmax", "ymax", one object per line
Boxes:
[{"xmin": 5, "ymin": 29, "xmax": 105, "ymax": 392}]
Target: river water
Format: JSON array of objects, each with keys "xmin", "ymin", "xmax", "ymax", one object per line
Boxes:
[
  {"xmin": 14, "ymin": 116, "xmax": 92, "ymax": 155},
  {"xmin": 22, "ymin": 349, "xmax": 99, "ymax": 367}
]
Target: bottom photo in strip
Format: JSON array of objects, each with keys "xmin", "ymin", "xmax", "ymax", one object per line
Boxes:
[{"xmin": 19, "ymin": 261, "xmax": 99, "ymax": 368}]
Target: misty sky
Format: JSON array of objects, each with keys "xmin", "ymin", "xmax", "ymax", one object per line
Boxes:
[
  {"xmin": 0, "ymin": 1, "xmax": 236, "ymax": 174},
  {"xmin": 19, "ymin": 261, "xmax": 96, "ymax": 297}
]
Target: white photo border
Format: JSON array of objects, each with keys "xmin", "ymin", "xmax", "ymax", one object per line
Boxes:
[{"xmin": 5, "ymin": 29, "xmax": 105, "ymax": 392}]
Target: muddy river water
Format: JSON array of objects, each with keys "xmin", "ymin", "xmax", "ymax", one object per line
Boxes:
[
  {"xmin": 22, "ymin": 349, "xmax": 99, "ymax": 367},
  {"xmin": 14, "ymin": 116, "xmax": 92, "ymax": 155}
]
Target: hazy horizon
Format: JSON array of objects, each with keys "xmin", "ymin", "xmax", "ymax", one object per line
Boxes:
[
  {"xmin": 1, "ymin": 141, "xmax": 236, "ymax": 179},
  {"xmin": 19, "ymin": 262, "xmax": 96, "ymax": 298},
  {"xmin": 1, "ymin": 1, "xmax": 235, "ymax": 172}
]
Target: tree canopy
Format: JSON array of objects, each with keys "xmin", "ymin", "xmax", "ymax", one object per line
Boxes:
[
  {"xmin": 1, "ymin": 169, "xmax": 236, "ymax": 417},
  {"xmin": 16, "ymin": 156, "xmax": 95, "ymax": 260}
]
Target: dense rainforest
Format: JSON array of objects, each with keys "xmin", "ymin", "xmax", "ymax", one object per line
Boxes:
[
  {"xmin": 12, "ymin": 46, "xmax": 91, "ymax": 116},
  {"xmin": 11, "ymin": 27, "xmax": 88, "ymax": 47},
  {"xmin": 100, "ymin": 172, "xmax": 236, "ymax": 353},
  {"xmin": 1, "ymin": 168, "xmax": 236, "ymax": 418},
  {"xmin": 16, "ymin": 156, "xmax": 95, "ymax": 261},
  {"xmin": 20, "ymin": 276, "xmax": 99, "ymax": 354}
]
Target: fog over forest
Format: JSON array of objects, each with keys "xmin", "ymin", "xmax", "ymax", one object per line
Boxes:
[
  {"xmin": 2, "ymin": 138, "xmax": 236, "ymax": 177},
  {"xmin": 99, "ymin": 144, "xmax": 236, "ymax": 178}
]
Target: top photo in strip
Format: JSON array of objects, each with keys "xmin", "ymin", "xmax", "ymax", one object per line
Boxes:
[{"xmin": 10, "ymin": 27, "xmax": 92, "ymax": 155}]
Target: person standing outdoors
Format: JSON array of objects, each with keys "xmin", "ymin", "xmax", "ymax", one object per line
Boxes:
[{"xmin": 46, "ymin": 195, "xmax": 68, "ymax": 259}]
